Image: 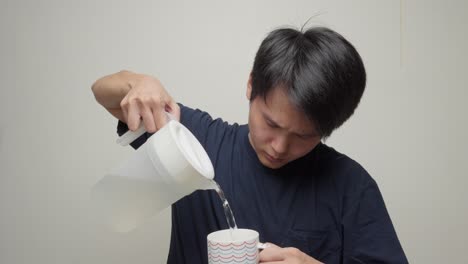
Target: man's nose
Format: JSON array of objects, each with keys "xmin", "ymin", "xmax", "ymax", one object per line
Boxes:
[{"xmin": 271, "ymin": 135, "xmax": 288, "ymax": 155}]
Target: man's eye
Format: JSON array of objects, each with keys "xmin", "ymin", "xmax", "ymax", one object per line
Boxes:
[{"xmin": 266, "ymin": 120, "xmax": 277, "ymax": 128}]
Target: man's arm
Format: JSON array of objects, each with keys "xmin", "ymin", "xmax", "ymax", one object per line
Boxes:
[
  {"xmin": 91, "ymin": 70, "xmax": 135, "ymax": 121},
  {"xmin": 91, "ymin": 70, "xmax": 180, "ymax": 133}
]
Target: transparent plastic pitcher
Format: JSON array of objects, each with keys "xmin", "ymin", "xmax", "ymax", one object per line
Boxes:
[{"xmin": 91, "ymin": 117, "xmax": 215, "ymax": 232}]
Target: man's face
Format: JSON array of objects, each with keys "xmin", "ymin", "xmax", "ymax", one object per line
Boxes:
[{"xmin": 247, "ymin": 80, "xmax": 322, "ymax": 169}]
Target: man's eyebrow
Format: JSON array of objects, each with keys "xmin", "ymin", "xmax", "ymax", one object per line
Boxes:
[
  {"xmin": 294, "ymin": 131, "xmax": 318, "ymax": 138},
  {"xmin": 291, "ymin": 122, "xmax": 320, "ymax": 138},
  {"xmin": 263, "ymin": 113, "xmax": 318, "ymax": 137},
  {"xmin": 263, "ymin": 113, "xmax": 280, "ymax": 126}
]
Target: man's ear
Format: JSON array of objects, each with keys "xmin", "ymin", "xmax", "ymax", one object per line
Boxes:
[{"xmin": 246, "ymin": 74, "xmax": 252, "ymax": 100}]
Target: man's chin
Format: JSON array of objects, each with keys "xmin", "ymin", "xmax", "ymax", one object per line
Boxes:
[{"xmin": 258, "ymin": 155, "xmax": 287, "ymax": 169}]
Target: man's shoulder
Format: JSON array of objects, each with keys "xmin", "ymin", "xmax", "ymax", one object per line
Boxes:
[
  {"xmin": 315, "ymin": 143, "xmax": 375, "ymax": 188},
  {"xmin": 178, "ymin": 104, "xmax": 246, "ymax": 151},
  {"xmin": 315, "ymin": 143, "xmax": 363, "ymax": 169},
  {"xmin": 179, "ymin": 103, "xmax": 242, "ymax": 132}
]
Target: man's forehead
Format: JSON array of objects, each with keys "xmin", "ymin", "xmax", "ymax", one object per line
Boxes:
[{"xmin": 261, "ymin": 92, "xmax": 319, "ymax": 136}]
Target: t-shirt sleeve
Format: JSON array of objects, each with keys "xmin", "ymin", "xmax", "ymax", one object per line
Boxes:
[
  {"xmin": 178, "ymin": 104, "xmax": 232, "ymax": 162},
  {"xmin": 342, "ymin": 172, "xmax": 408, "ymax": 263}
]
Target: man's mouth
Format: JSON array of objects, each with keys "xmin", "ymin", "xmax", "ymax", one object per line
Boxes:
[{"xmin": 265, "ymin": 152, "xmax": 284, "ymax": 163}]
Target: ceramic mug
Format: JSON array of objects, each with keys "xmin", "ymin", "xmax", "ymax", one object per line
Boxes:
[{"xmin": 207, "ymin": 229, "xmax": 266, "ymax": 264}]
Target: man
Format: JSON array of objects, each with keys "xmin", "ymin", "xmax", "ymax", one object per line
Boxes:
[{"xmin": 92, "ymin": 27, "xmax": 408, "ymax": 263}]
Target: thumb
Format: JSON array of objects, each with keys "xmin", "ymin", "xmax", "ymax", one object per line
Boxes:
[
  {"xmin": 259, "ymin": 243, "xmax": 284, "ymax": 262},
  {"xmin": 165, "ymin": 98, "xmax": 181, "ymax": 122},
  {"xmin": 259, "ymin": 242, "xmax": 279, "ymax": 250}
]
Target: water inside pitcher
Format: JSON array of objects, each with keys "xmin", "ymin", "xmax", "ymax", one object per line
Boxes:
[{"xmin": 91, "ymin": 119, "xmax": 215, "ymax": 232}]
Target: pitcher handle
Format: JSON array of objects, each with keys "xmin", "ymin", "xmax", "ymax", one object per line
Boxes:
[{"xmin": 116, "ymin": 112, "xmax": 176, "ymax": 146}]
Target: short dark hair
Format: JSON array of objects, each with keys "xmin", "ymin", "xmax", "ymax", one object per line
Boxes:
[{"xmin": 250, "ymin": 27, "xmax": 366, "ymax": 138}]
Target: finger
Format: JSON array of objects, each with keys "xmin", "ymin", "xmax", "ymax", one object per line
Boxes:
[
  {"xmin": 153, "ymin": 107, "xmax": 168, "ymax": 131},
  {"xmin": 265, "ymin": 242, "xmax": 280, "ymax": 248},
  {"xmin": 259, "ymin": 242, "xmax": 279, "ymax": 250},
  {"xmin": 259, "ymin": 245, "xmax": 286, "ymax": 262},
  {"xmin": 165, "ymin": 98, "xmax": 181, "ymax": 122},
  {"xmin": 126, "ymin": 100, "xmax": 141, "ymax": 131},
  {"xmin": 139, "ymin": 105, "xmax": 157, "ymax": 133},
  {"xmin": 120, "ymin": 97, "xmax": 129, "ymax": 124}
]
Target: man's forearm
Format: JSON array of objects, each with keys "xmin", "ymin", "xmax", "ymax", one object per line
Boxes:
[
  {"xmin": 91, "ymin": 70, "xmax": 180, "ymax": 129},
  {"xmin": 91, "ymin": 70, "xmax": 138, "ymax": 109}
]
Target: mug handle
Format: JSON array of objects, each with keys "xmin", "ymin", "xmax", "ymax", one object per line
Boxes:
[
  {"xmin": 116, "ymin": 112, "xmax": 176, "ymax": 146},
  {"xmin": 258, "ymin": 242, "xmax": 269, "ymax": 251}
]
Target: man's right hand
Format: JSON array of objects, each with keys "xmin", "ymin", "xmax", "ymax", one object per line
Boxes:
[
  {"xmin": 120, "ymin": 74, "xmax": 180, "ymax": 133},
  {"xmin": 92, "ymin": 71, "xmax": 180, "ymax": 133}
]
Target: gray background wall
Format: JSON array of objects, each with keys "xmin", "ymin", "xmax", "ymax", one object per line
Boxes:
[{"xmin": 1, "ymin": 0, "xmax": 467, "ymax": 263}]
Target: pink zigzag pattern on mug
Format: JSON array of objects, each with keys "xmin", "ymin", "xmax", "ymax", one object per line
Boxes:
[
  {"xmin": 208, "ymin": 239, "xmax": 258, "ymax": 263},
  {"xmin": 208, "ymin": 253, "xmax": 258, "ymax": 264},
  {"xmin": 208, "ymin": 240, "xmax": 257, "ymax": 248},
  {"xmin": 208, "ymin": 259, "xmax": 257, "ymax": 264},
  {"xmin": 209, "ymin": 252, "xmax": 258, "ymax": 259},
  {"xmin": 208, "ymin": 243, "xmax": 257, "ymax": 251}
]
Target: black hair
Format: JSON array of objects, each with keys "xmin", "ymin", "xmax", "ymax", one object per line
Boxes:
[{"xmin": 250, "ymin": 27, "xmax": 366, "ymax": 138}]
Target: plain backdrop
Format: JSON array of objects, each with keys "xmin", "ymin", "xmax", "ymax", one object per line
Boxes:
[{"xmin": 1, "ymin": 0, "xmax": 467, "ymax": 263}]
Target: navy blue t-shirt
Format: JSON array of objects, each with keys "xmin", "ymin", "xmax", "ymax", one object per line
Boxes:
[{"xmin": 117, "ymin": 105, "xmax": 408, "ymax": 264}]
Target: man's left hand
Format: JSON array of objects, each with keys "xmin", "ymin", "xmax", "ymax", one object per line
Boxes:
[{"xmin": 259, "ymin": 243, "xmax": 323, "ymax": 264}]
